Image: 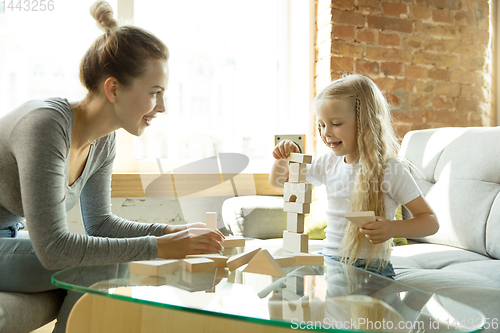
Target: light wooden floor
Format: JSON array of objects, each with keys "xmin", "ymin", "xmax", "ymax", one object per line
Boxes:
[{"xmin": 31, "ymin": 320, "xmax": 56, "ymax": 333}]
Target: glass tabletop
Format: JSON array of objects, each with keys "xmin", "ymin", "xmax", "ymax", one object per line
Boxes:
[{"xmin": 52, "ymin": 247, "xmax": 485, "ymax": 332}]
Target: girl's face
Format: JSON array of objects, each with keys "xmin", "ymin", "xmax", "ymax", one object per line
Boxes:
[
  {"xmin": 316, "ymin": 98, "xmax": 359, "ymax": 164},
  {"xmin": 115, "ymin": 59, "xmax": 169, "ymax": 136}
]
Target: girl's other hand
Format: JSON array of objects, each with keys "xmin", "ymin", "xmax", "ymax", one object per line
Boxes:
[
  {"xmin": 359, "ymin": 217, "xmax": 395, "ymax": 244},
  {"xmin": 272, "ymin": 140, "xmax": 300, "ymax": 160}
]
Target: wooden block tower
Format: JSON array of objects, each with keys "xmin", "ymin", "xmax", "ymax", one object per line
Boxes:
[{"xmin": 283, "ymin": 153, "xmax": 312, "ymax": 253}]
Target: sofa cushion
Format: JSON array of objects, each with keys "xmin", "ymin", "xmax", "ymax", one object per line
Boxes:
[{"xmin": 400, "ymin": 127, "xmax": 500, "ymax": 259}]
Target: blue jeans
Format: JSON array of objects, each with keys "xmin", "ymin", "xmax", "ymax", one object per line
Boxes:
[
  {"xmin": 321, "ymin": 253, "xmax": 396, "ymax": 278},
  {"xmin": 0, "ymin": 230, "xmax": 126, "ymax": 332}
]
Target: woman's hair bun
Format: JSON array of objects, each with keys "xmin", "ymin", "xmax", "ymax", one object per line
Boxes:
[{"xmin": 90, "ymin": 1, "xmax": 118, "ymax": 33}]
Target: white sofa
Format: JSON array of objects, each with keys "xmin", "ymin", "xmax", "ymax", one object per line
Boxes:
[{"xmin": 223, "ymin": 127, "xmax": 500, "ymax": 332}]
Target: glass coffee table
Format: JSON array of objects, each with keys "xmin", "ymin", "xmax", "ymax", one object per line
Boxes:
[{"xmin": 53, "ymin": 246, "xmax": 485, "ymax": 333}]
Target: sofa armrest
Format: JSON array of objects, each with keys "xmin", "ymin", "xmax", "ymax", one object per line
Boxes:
[{"xmin": 222, "ymin": 196, "xmax": 286, "ymax": 239}]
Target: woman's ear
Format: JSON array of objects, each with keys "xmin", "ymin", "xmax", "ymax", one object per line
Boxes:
[{"xmin": 103, "ymin": 77, "xmax": 119, "ymax": 103}]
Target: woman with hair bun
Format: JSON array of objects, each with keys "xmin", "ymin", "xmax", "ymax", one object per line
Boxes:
[{"xmin": 0, "ymin": 1, "xmax": 223, "ymax": 331}]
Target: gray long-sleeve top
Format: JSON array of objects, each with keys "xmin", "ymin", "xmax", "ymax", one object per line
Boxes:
[{"xmin": 0, "ymin": 98, "xmax": 167, "ymax": 269}]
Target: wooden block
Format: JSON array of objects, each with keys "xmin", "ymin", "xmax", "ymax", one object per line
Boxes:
[
  {"xmin": 283, "ymin": 182, "xmax": 312, "ymax": 203},
  {"xmin": 293, "ymin": 253, "xmax": 324, "ymax": 266},
  {"xmin": 286, "ymin": 213, "xmax": 305, "ymax": 233},
  {"xmin": 130, "ymin": 260, "xmax": 179, "ymax": 276},
  {"xmin": 283, "ymin": 202, "xmax": 310, "ymax": 214},
  {"xmin": 243, "ymin": 249, "xmax": 286, "ymax": 277},
  {"xmin": 288, "ymin": 162, "xmax": 307, "ymax": 183},
  {"xmin": 220, "ymin": 236, "xmax": 245, "ymax": 248},
  {"xmin": 344, "ymin": 211, "xmax": 375, "ymax": 228},
  {"xmin": 182, "ymin": 258, "xmax": 215, "ymax": 273},
  {"xmin": 283, "ymin": 231, "xmax": 308, "ymax": 253},
  {"xmin": 226, "ymin": 247, "xmax": 261, "ymax": 271},
  {"xmin": 282, "ymin": 289, "xmax": 309, "ymax": 306},
  {"xmin": 185, "ymin": 254, "xmax": 228, "ymax": 268},
  {"xmin": 206, "ymin": 212, "xmax": 217, "ymax": 230},
  {"xmin": 287, "ymin": 153, "xmax": 312, "ymax": 164},
  {"xmin": 286, "ymin": 276, "xmax": 304, "ymax": 294},
  {"xmin": 274, "ymin": 255, "xmax": 296, "ymax": 268}
]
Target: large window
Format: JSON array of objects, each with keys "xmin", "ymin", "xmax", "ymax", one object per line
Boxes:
[{"xmin": 0, "ymin": 0, "xmax": 313, "ymax": 174}]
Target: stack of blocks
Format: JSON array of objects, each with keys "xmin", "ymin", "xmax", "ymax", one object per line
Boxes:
[{"xmin": 283, "ymin": 153, "xmax": 313, "ymax": 254}]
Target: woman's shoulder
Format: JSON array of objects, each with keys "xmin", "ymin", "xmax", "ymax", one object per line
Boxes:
[{"xmin": 6, "ymin": 98, "xmax": 73, "ymax": 128}]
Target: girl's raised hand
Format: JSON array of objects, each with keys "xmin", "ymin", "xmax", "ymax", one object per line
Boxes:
[
  {"xmin": 164, "ymin": 222, "xmax": 225, "ymax": 239},
  {"xmin": 272, "ymin": 140, "xmax": 300, "ymax": 160},
  {"xmin": 157, "ymin": 227, "xmax": 224, "ymax": 259},
  {"xmin": 359, "ymin": 217, "xmax": 395, "ymax": 244}
]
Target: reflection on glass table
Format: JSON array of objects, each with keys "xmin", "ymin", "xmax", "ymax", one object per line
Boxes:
[{"xmin": 52, "ymin": 250, "xmax": 485, "ymax": 333}]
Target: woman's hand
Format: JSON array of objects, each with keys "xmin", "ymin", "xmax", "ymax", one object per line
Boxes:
[
  {"xmin": 157, "ymin": 227, "xmax": 224, "ymax": 259},
  {"xmin": 358, "ymin": 217, "xmax": 395, "ymax": 244},
  {"xmin": 272, "ymin": 140, "xmax": 300, "ymax": 160},
  {"xmin": 164, "ymin": 222, "xmax": 225, "ymax": 239}
]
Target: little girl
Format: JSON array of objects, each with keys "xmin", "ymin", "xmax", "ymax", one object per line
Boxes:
[{"xmin": 270, "ymin": 74, "xmax": 438, "ymax": 277}]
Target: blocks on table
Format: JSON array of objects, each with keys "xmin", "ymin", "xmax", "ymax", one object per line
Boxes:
[
  {"xmin": 283, "ymin": 230, "xmax": 308, "ymax": 253},
  {"xmin": 283, "ymin": 202, "xmax": 310, "ymax": 214},
  {"xmin": 206, "ymin": 212, "xmax": 217, "ymax": 230},
  {"xmin": 288, "ymin": 162, "xmax": 307, "ymax": 183},
  {"xmin": 185, "ymin": 254, "xmax": 228, "ymax": 268},
  {"xmin": 226, "ymin": 247, "xmax": 261, "ymax": 271},
  {"xmin": 287, "ymin": 153, "xmax": 312, "ymax": 164},
  {"xmin": 283, "ymin": 182, "xmax": 312, "ymax": 203},
  {"xmin": 220, "ymin": 236, "xmax": 245, "ymax": 248},
  {"xmin": 243, "ymin": 249, "xmax": 286, "ymax": 277},
  {"xmin": 286, "ymin": 213, "xmax": 305, "ymax": 233},
  {"xmin": 345, "ymin": 211, "xmax": 375, "ymax": 228},
  {"xmin": 130, "ymin": 259, "xmax": 179, "ymax": 276},
  {"xmin": 182, "ymin": 258, "xmax": 215, "ymax": 273}
]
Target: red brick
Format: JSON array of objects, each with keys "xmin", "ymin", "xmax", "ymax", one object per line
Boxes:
[
  {"xmin": 409, "ymin": 5, "xmax": 432, "ymax": 20},
  {"xmin": 330, "ymin": 72, "xmax": 346, "ymax": 81},
  {"xmin": 415, "ymin": 22, "xmax": 459, "ymax": 38},
  {"xmin": 379, "ymin": 32, "xmax": 400, "ymax": 47},
  {"xmin": 381, "ymin": 62, "xmax": 403, "ymax": 76},
  {"xmin": 330, "ymin": 56, "xmax": 355, "ymax": 72},
  {"xmin": 386, "ymin": 92, "xmax": 402, "ymax": 106},
  {"xmin": 395, "ymin": 124, "xmax": 413, "ymax": 141},
  {"xmin": 461, "ymin": 56, "xmax": 485, "ymax": 71},
  {"xmin": 456, "ymin": 99, "xmax": 479, "ymax": 113},
  {"xmin": 432, "ymin": 96, "xmax": 455, "ymax": 109},
  {"xmin": 365, "ymin": 47, "xmax": 412, "ymax": 63},
  {"xmin": 355, "ymin": 60, "xmax": 380, "ymax": 75},
  {"xmin": 383, "ymin": 2, "xmax": 407, "ymax": 16},
  {"xmin": 332, "ymin": 0, "xmax": 355, "ymax": 10},
  {"xmin": 413, "ymin": 52, "xmax": 458, "ymax": 67},
  {"xmin": 460, "ymin": 28, "xmax": 489, "ymax": 44},
  {"xmin": 373, "ymin": 78, "xmax": 414, "ymax": 93},
  {"xmin": 415, "ymin": 80, "xmax": 435, "ymax": 94},
  {"xmin": 332, "ymin": 41, "xmax": 364, "ymax": 58},
  {"xmin": 424, "ymin": 40, "xmax": 446, "ymax": 52},
  {"xmin": 333, "ymin": 25, "xmax": 355, "ymax": 41},
  {"xmin": 403, "ymin": 35, "xmax": 425, "ymax": 49},
  {"xmin": 409, "ymin": 94, "xmax": 432, "ymax": 108},
  {"xmin": 405, "ymin": 65, "xmax": 427, "ymax": 79},
  {"xmin": 356, "ymin": 29, "xmax": 376, "ymax": 43},
  {"xmin": 424, "ymin": 110, "xmax": 468, "ymax": 126},
  {"xmin": 475, "ymin": 2, "xmax": 490, "ymax": 30},
  {"xmin": 454, "ymin": 42, "xmax": 483, "ymax": 57},
  {"xmin": 358, "ymin": 0, "xmax": 382, "ymax": 12},
  {"xmin": 392, "ymin": 109, "xmax": 424, "ymax": 123},
  {"xmin": 332, "ymin": 10, "xmax": 366, "ymax": 27},
  {"xmin": 450, "ymin": 70, "xmax": 478, "ymax": 85},
  {"xmin": 429, "ymin": 68, "xmax": 449, "ymax": 81},
  {"xmin": 460, "ymin": 85, "xmax": 487, "ymax": 102},
  {"xmin": 435, "ymin": 82, "xmax": 460, "ymax": 97},
  {"xmin": 432, "ymin": 9, "xmax": 454, "ymax": 24},
  {"xmin": 367, "ymin": 16, "xmax": 413, "ymax": 33},
  {"xmin": 455, "ymin": 11, "xmax": 475, "ymax": 26},
  {"xmin": 432, "ymin": 0, "xmax": 461, "ymax": 10}
]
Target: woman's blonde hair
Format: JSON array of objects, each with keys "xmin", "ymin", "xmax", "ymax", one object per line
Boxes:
[
  {"xmin": 314, "ymin": 74, "xmax": 400, "ymax": 267},
  {"xmin": 80, "ymin": 1, "xmax": 169, "ymax": 94}
]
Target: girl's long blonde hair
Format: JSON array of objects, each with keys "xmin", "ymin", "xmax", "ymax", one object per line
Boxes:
[{"xmin": 314, "ymin": 74, "xmax": 400, "ymax": 267}]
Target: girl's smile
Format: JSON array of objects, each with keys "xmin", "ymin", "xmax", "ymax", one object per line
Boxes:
[{"xmin": 316, "ymin": 98, "xmax": 359, "ymax": 164}]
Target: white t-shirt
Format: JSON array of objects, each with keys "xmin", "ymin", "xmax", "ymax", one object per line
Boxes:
[{"xmin": 306, "ymin": 152, "xmax": 422, "ymax": 258}]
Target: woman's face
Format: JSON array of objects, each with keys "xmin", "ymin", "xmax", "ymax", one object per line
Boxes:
[{"xmin": 115, "ymin": 58, "xmax": 169, "ymax": 136}]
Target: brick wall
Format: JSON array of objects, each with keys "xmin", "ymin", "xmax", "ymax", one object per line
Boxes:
[{"xmin": 315, "ymin": 0, "xmax": 495, "ymax": 142}]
